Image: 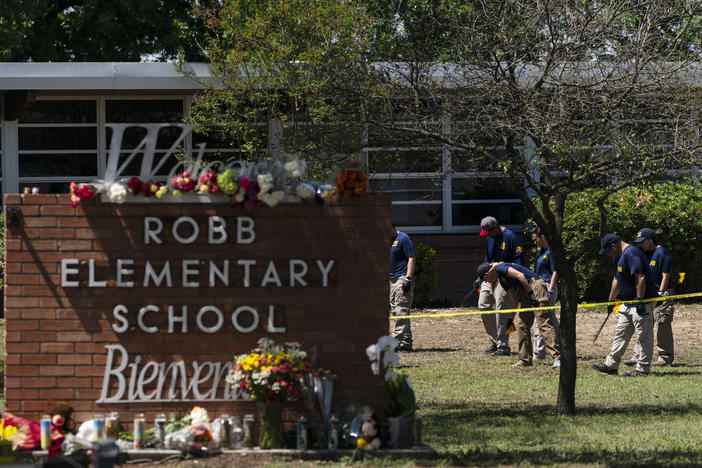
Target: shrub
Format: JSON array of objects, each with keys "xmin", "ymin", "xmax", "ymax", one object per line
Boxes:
[
  {"xmin": 413, "ymin": 242, "xmax": 438, "ymax": 307},
  {"xmin": 554, "ymin": 180, "xmax": 702, "ymax": 301}
]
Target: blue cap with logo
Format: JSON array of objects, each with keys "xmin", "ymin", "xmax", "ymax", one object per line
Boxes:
[
  {"xmin": 634, "ymin": 228, "xmax": 655, "ymax": 244},
  {"xmin": 599, "ymin": 233, "xmax": 620, "ymax": 254}
]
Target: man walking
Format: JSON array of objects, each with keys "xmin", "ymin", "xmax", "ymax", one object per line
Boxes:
[
  {"xmin": 592, "ymin": 233, "xmax": 657, "ymax": 377},
  {"xmin": 478, "ymin": 216, "xmax": 523, "ymax": 356},
  {"xmin": 390, "ymin": 226, "xmax": 416, "ymax": 352},
  {"xmin": 476, "ymin": 261, "xmax": 561, "ymax": 368},
  {"xmin": 624, "ymin": 228, "xmax": 675, "ymax": 366}
]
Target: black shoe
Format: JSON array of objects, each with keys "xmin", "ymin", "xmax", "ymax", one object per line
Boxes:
[
  {"xmin": 622, "ymin": 359, "xmax": 636, "ymax": 367},
  {"xmin": 591, "ymin": 362, "xmax": 618, "ymax": 375},
  {"xmin": 623, "ymin": 370, "xmax": 649, "ymax": 377},
  {"xmin": 397, "ymin": 344, "xmax": 413, "ymax": 352},
  {"xmin": 483, "ymin": 344, "xmax": 498, "ymax": 354},
  {"xmin": 491, "ymin": 348, "xmax": 511, "ymax": 356}
]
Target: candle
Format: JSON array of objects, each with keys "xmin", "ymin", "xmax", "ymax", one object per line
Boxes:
[
  {"xmin": 243, "ymin": 414, "xmax": 255, "ymax": 448},
  {"xmin": 327, "ymin": 415, "xmax": 339, "ymax": 450},
  {"xmin": 296, "ymin": 416, "xmax": 308, "ymax": 450}
]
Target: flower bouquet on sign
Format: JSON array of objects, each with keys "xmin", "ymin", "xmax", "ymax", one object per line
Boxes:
[
  {"xmin": 163, "ymin": 407, "xmax": 213, "ymax": 455},
  {"xmin": 366, "ymin": 336, "xmax": 417, "ymax": 448},
  {"xmin": 226, "ymin": 338, "xmax": 310, "ymax": 448}
]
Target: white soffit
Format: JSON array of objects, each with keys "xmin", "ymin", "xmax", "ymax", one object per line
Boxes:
[{"xmin": 0, "ymin": 62, "xmax": 218, "ymax": 91}]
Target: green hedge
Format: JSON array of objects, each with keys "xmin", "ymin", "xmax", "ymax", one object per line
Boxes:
[
  {"xmin": 413, "ymin": 242, "xmax": 438, "ymax": 307},
  {"xmin": 557, "ymin": 180, "xmax": 702, "ymax": 301}
]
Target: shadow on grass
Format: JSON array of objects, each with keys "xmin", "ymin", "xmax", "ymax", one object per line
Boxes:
[
  {"xmin": 422, "ymin": 401, "xmax": 702, "ymax": 418},
  {"xmin": 424, "ymin": 404, "xmax": 702, "ymax": 466},
  {"xmin": 439, "ymin": 447, "xmax": 702, "ymax": 467},
  {"xmin": 413, "ymin": 347, "xmax": 460, "ymax": 353}
]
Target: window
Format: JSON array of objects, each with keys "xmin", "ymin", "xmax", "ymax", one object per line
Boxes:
[
  {"xmin": 17, "ymin": 99, "xmax": 98, "ymax": 193},
  {"xmin": 105, "ymin": 99, "xmax": 186, "ymax": 181}
]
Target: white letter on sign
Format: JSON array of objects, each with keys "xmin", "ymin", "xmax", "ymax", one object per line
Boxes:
[
  {"xmin": 172, "ymin": 217, "xmax": 199, "ymax": 244},
  {"xmin": 237, "ymin": 216, "xmax": 255, "ymax": 244},
  {"xmin": 61, "ymin": 259, "xmax": 80, "ymax": 287},
  {"xmin": 144, "ymin": 217, "xmax": 164, "ymax": 245},
  {"xmin": 98, "ymin": 345, "xmax": 128, "ymax": 403},
  {"xmin": 208, "ymin": 216, "xmax": 227, "ymax": 244}
]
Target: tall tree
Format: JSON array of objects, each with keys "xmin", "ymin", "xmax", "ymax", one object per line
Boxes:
[
  {"xmin": 355, "ymin": 0, "xmax": 702, "ymax": 415},
  {"xmin": 0, "ymin": 0, "xmax": 206, "ymax": 61},
  {"xmin": 192, "ymin": 0, "xmax": 702, "ymax": 415}
]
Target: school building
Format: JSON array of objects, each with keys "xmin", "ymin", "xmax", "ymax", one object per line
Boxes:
[{"xmin": 0, "ymin": 63, "xmax": 524, "ymax": 302}]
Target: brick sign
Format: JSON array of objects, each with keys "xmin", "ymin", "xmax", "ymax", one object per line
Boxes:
[{"xmin": 3, "ymin": 194, "xmax": 390, "ymax": 422}]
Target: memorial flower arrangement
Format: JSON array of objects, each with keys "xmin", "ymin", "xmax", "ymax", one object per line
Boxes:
[
  {"xmin": 335, "ymin": 168, "xmax": 368, "ymax": 197},
  {"xmin": 226, "ymin": 338, "xmax": 310, "ymax": 403},
  {"xmin": 69, "ymin": 182, "xmax": 98, "ymax": 207},
  {"xmin": 226, "ymin": 338, "xmax": 311, "ymax": 448},
  {"xmin": 65, "ymin": 155, "xmax": 366, "ymax": 209},
  {"xmin": 366, "ymin": 336, "xmax": 416, "ymax": 418}
]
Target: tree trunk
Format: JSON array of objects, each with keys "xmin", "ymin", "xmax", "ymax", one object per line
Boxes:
[{"xmin": 556, "ymin": 267, "xmax": 578, "ymax": 415}]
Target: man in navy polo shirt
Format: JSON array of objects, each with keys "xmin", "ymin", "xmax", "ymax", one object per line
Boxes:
[
  {"xmin": 478, "ymin": 216, "xmax": 523, "ymax": 356},
  {"xmin": 624, "ymin": 228, "xmax": 675, "ymax": 366},
  {"xmin": 592, "ymin": 233, "xmax": 657, "ymax": 377},
  {"xmin": 476, "ymin": 261, "xmax": 561, "ymax": 368},
  {"xmin": 390, "ymin": 226, "xmax": 416, "ymax": 351}
]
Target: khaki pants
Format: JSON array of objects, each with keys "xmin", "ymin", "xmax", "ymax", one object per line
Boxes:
[
  {"xmin": 515, "ymin": 278, "xmax": 560, "ymax": 364},
  {"xmin": 533, "ymin": 284, "xmax": 559, "ymax": 359},
  {"xmin": 605, "ymin": 302, "xmax": 654, "ymax": 373},
  {"xmin": 632, "ymin": 293, "xmax": 674, "ymax": 364},
  {"xmin": 390, "ymin": 276, "xmax": 413, "ymax": 347},
  {"xmin": 478, "ymin": 281, "xmax": 514, "ymax": 351}
]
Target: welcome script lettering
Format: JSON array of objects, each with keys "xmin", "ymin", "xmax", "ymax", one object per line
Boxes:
[{"xmin": 60, "ymin": 215, "xmax": 336, "ymax": 403}]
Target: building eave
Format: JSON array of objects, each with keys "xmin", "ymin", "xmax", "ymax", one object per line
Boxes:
[{"xmin": 0, "ymin": 62, "xmax": 219, "ymax": 91}]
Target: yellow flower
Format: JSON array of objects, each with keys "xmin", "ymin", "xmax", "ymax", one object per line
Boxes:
[
  {"xmin": 357, "ymin": 438, "xmax": 367, "ymax": 449},
  {"xmin": 172, "ymin": 190, "xmax": 182, "ymax": 197},
  {"xmin": 4, "ymin": 424, "xmax": 18, "ymax": 439}
]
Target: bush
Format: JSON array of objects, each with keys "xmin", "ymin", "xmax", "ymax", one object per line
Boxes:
[
  {"xmin": 413, "ymin": 242, "xmax": 438, "ymax": 307},
  {"xmin": 558, "ymin": 180, "xmax": 702, "ymax": 301}
]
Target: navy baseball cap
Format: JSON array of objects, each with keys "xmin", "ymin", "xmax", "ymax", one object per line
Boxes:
[
  {"xmin": 476, "ymin": 262, "xmax": 492, "ymax": 279},
  {"xmin": 599, "ymin": 233, "xmax": 620, "ymax": 254},
  {"xmin": 634, "ymin": 228, "xmax": 655, "ymax": 244}
]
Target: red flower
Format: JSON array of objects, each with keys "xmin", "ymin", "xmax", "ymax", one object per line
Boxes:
[{"xmin": 127, "ymin": 177, "xmax": 143, "ymax": 195}]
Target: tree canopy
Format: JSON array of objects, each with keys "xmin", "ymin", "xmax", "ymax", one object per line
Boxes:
[{"xmin": 0, "ymin": 0, "xmax": 206, "ymax": 61}]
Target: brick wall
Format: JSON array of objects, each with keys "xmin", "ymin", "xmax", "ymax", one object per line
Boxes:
[{"xmin": 3, "ymin": 194, "xmax": 391, "ymax": 425}]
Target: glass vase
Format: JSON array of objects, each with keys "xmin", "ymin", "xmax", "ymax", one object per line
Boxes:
[{"xmin": 257, "ymin": 400, "xmax": 285, "ymax": 449}]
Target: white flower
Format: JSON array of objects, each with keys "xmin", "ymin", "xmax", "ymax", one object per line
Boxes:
[
  {"xmin": 284, "ymin": 160, "xmax": 299, "ymax": 176},
  {"xmin": 365, "ymin": 343, "xmax": 379, "ymax": 362},
  {"xmin": 257, "ymin": 173, "xmax": 274, "ymax": 193},
  {"xmin": 296, "ymin": 183, "xmax": 316, "ymax": 200},
  {"xmin": 259, "ymin": 190, "xmax": 285, "ymax": 207},
  {"xmin": 384, "ymin": 367, "xmax": 398, "ymax": 382},
  {"xmin": 369, "ymin": 438, "xmax": 381, "ymax": 449},
  {"xmin": 370, "ymin": 361, "xmax": 380, "ymax": 375},
  {"xmin": 382, "ymin": 350, "xmax": 399, "ymax": 369},
  {"xmin": 235, "ymin": 188, "xmax": 246, "ymax": 203},
  {"xmin": 377, "ymin": 336, "xmax": 398, "ymax": 352},
  {"xmin": 189, "ymin": 406, "xmax": 209, "ymax": 424},
  {"xmin": 108, "ymin": 183, "xmax": 127, "ymax": 204}
]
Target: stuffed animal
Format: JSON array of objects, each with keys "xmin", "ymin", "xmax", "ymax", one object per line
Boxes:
[{"xmin": 44, "ymin": 400, "xmax": 76, "ymax": 459}]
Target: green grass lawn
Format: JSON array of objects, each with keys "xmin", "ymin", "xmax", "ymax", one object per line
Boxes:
[
  {"xmin": 405, "ymin": 355, "xmax": 702, "ymax": 466},
  {"xmin": 394, "ymin": 307, "xmax": 702, "ymax": 467}
]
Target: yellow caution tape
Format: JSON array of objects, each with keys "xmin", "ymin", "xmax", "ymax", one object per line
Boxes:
[{"xmin": 391, "ymin": 290, "xmax": 702, "ymax": 320}]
